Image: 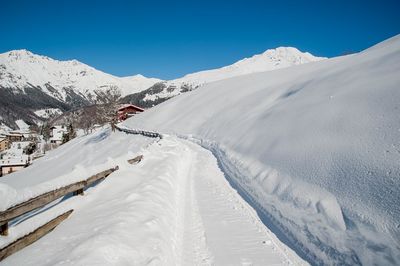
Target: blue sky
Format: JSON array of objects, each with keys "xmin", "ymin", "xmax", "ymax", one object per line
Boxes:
[{"xmin": 2, "ymin": 0, "xmax": 399, "ymax": 79}]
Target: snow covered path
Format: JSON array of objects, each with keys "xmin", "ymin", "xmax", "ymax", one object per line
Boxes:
[
  {"xmin": 1, "ymin": 132, "xmax": 305, "ymax": 265},
  {"xmin": 181, "ymin": 139, "xmax": 302, "ymax": 265}
]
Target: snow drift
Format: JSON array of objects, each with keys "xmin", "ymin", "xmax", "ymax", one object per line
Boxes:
[{"xmin": 124, "ymin": 35, "xmax": 400, "ymax": 265}]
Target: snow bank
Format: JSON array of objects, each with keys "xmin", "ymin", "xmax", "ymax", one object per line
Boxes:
[
  {"xmin": 2, "ymin": 137, "xmax": 196, "ymax": 265},
  {"xmin": 124, "ymin": 35, "xmax": 400, "ymax": 265},
  {"xmin": 0, "ymin": 128, "xmax": 154, "ymax": 211}
]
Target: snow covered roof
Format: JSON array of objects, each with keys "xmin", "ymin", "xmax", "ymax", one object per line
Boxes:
[
  {"xmin": 0, "ymin": 157, "xmax": 29, "ymax": 167},
  {"xmin": 6, "ymin": 133, "xmax": 23, "ymax": 137},
  {"xmin": 50, "ymin": 125, "xmax": 68, "ymax": 131},
  {"xmin": 118, "ymin": 104, "xmax": 145, "ymax": 112}
]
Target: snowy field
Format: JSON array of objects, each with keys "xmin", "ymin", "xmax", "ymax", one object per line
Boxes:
[
  {"xmin": 0, "ymin": 129, "xmax": 305, "ymax": 265},
  {"xmin": 0, "ymin": 35, "xmax": 399, "ymax": 265},
  {"xmin": 123, "ymin": 35, "xmax": 400, "ymax": 265}
]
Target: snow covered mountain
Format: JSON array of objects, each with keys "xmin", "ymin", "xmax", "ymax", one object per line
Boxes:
[
  {"xmin": 0, "ymin": 47, "xmax": 322, "ymax": 127},
  {"xmin": 0, "ymin": 50, "xmax": 161, "ymax": 127},
  {"xmin": 1, "ymin": 35, "xmax": 398, "ymax": 265},
  {"xmin": 174, "ymin": 47, "xmax": 325, "ymax": 85},
  {"xmin": 124, "ymin": 35, "xmax": 400, "ymax": 265},
  {"xmin": 122, "ymin": 47, "xmax": 325, "ymax": 107},
  {"xmin": 0, "ymin": 49, "xmax": 160, "ymax": 98}
]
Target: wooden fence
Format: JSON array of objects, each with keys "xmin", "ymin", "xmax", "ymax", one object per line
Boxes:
[
  {"xmin": 0, "ymin": 166, "xmax": 118, "ymax": 236},
  {"xmin": 115, "ymin": 125, "xmax": 162, "ymax": 138},
  {"xmin": 0, "ymin": 154, "xmax": 143, "ymax": 261}
]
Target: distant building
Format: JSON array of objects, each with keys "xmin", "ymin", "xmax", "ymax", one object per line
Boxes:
[
  {"xmin": 6, "ymin": 133, "xmax": 24, "ymax": 143},
  {"xmin": 49, "ymin": 125, "xmax": 68, "ymax": 144},
  {"xmin": 0, "ymin": 156, "xmax": 30, "ymax": 177},
  {"xmin": 117, "ymin": 104, "xmax": 145, "ymax": 121},
  {"xmin": 0, "ymin": 137, "xmax": 10, "ymax": 152},
  {"xmin": 9, "ymin": 141, "xmax": 31, "ymax": 155}
]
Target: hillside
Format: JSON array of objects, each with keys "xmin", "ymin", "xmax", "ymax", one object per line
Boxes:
[
  {"xmin": 123, "ymin": 35, "xmax": 400, "ymax": 265},
  {"xmin": 0, "ymin": 47, "xmax": 322, "ymax": 128},
  {"xmin": 0, "ymin": 50, "xmax": 161, "ymax": 127},
  {"xmin": 122, "ymin": 47, "xmax": 324, "ymax": 107}
]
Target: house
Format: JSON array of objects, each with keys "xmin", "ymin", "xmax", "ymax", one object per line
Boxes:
[
  {"xmin": 117, "ymin": 104, "xmax": 145, "ymax": 121},
  {"xmin": 49, "ymin": 125, "xmax": 68, "ymax": 144},
  {"xmin": 0, "ymin": 137, "xmax": 10, "ymax": 152},
  {"xmin": 8, "ymin": 141, "xmax": 31, "ymax": 155},
  {"xmin": 0, "ymin": 156, "xmax": 30, "ymax": 177},
  {"xmin": 6, "ymin": 133, "xmax": 24, "ymax": 143}
]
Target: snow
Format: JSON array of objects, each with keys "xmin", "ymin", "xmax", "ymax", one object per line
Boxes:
[
  {"xmin": 1, "ymin": 35, "xmax": 398, "ymax": 265},
  {"xmin": 179, "ymin": 139, "xmax": 303, "ymax": 265},
  {"xmin": 123, "ymin": 35, "xmax": 400, "ymax": 264},
  {"xmin": 14, "ymin": 120, "xmax": 29, "ymax": 132},
  {"xmin": 142, "ymin": 47, "xmax": 324, "ymax": 104},
  {"xmin": 1, "ymin": 134, "xmax": 305, "ymax": 265},
  {"xmin": 0, "ymin": 50, "xmax": 161, "ymax": 98},
  {"xmin": 0, "ymin": 123, "xmax": 12, "ymax": 135},
  {"xmin": 172, "ymin": 46, "xmax": 325, "ymax": 86},
  {"xmin": 34, "ymin": 108, "xmax": 63, "ymax": 119},
  {"xmin": 120, "ymin": 74, "xmax": 163, "ymax": 95},
  {"xmin": 3, "ymin": 141, "xmax": 31, "ymax": 157},
  {"xmin": 0, "ymin": 47, "xmax": 323, "ymax": 109},
  {"xmin": 0, "ymin": 129, "xmax": 154, "ymax": 211}
]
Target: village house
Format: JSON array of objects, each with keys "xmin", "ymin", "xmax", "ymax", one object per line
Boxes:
[
  {"xmin": 6, "ymin": 133, "xmax": 24, "ymax": 143},
  {"xmin": 0, "ymin": 156, "xmax": 30, "ymax": 177},
  {"xmin": 117, "ymin": 104, "xmax": 144, "ymax": 121},
  {"xmin": 0, "ymin": 137, "xmax": 10, "ymax": 152},
  {"xmin": 49, "ymin": 125, "xmax": 68, "ymax": 144}
]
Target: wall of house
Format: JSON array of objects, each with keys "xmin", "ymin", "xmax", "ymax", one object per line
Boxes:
[
  {"xmin": 1, "ymin": 165, "xmax": 25, "ymax": 176},
  {"xmin": 0, "ymin": 140, "xmax": 10, "ymax": 152},
  {"xmin": 7, "ymin": 135, "xmax": 23, "ymax": 142}
]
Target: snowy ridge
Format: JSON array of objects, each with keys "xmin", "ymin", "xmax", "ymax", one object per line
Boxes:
[
  {"xmin": 0, "ymin": 47, "xmax": 323, "ymax": 126},
  {"xmin": 123, "ymin": 35, "xmax": 400, "ymax": 264},
  {"xmin": 171, "ymin": 46, "xmax": 325, "ymax": 86},
  {"xmin": 133, "ymin": 47, "xmax": 325, "ymax": 107},
  {"xmin": 0, "ymin": 49, "xmax": 161, "ymax": 99}
]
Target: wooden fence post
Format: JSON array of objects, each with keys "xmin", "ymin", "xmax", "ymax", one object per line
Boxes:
[
  {"xmin": 0, "ymin": 222, "xmax": 8, "ymax": 236},
  {"xmin": 73, "ymin": 188, "xmax": 84, "ymax": 196}
]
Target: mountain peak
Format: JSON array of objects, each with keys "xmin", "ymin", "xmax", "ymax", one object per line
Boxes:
[
  {"xmin": 173, "ymin": 46, "xmax": 325, "ymax": 85},
  {"xmin": 4, "ymin": 49, "xmax": 34, "ymax": 58},
  {"xmin": 7, "ymin": 49, "xmax": 33, "ymax": 54}
]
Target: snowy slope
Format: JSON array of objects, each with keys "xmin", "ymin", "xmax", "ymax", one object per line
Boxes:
[
  {"xmin": 0, "ymin": 47, "xmax": 322, "ymax": 127},
  {"xmin": 0, "ymin": 49, "xmax": 161, "ymax": 99},
  {"xmin": 34, "ymin": 108, "xmax": 63, "ymax": 119},
  {"xmin": 124, "ymin": 35, "xmax": 400, "ymax": 265},
  {"xmin": 121, "ymin": 47, "xmax": 325, "ymax": 108},
  {"xmin": 120, "ymin": 74, "xmax": 162, "ymax": 93},
  {"xmin": 0, "ymin": 129, "xmax": 305, "ymax": 265},
  {"xmin": 172, "ymin": 47, "xmax": 325, "ymax": 86}
]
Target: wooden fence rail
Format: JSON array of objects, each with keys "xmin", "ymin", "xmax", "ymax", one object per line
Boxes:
[
  {"xmin": 115, "ymin": 125, "xmax": 162, "ymax": 138},
  {"xmin": 0, "ymin": 210, "xmax": 73, "ymax": 261},
  {"xmin": 0, "ymin": 166, "xmax": 119, "ymax": 235},
  {"xmin": 0, "ymin": 146, "xmax": 144, "ymax": 261}
]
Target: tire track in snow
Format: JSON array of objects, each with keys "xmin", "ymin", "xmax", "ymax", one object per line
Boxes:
[
  {"xmin": 181, "ymin": 146, "xmax": 214, "ymax": 265},
  {"xmin": 178, "ymin": 138, "xmax": 303, "ymax": 265}
]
